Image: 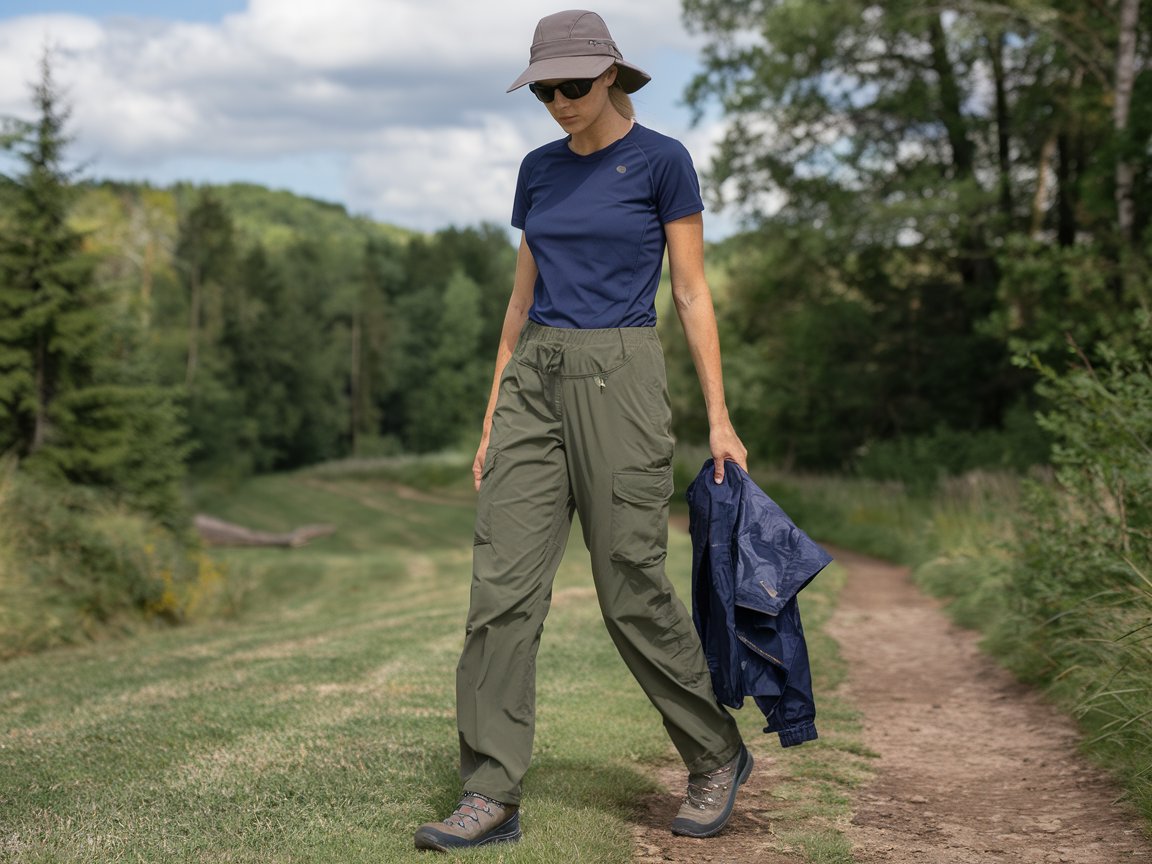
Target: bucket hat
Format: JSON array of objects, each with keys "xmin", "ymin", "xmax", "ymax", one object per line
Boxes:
[{"xmin": 506, "ymin": 10, "xmax": 651, "ymax": 94}]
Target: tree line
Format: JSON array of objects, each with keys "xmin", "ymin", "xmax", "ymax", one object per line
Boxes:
[
  {"xmin": 4, "ymin": 3, "xmax": 1151, "ymax": 505},
  {"xmin": 0, "ymin": 61, "xmax": 516, "ymax": 648},
  {"xmin": 1, "ymin": 60, "xmax": 518, "ymax": 528}
]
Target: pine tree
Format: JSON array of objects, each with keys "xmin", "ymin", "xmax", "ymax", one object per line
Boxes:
[
  {"xmin": 0, "ymin": 55, "xmax": 95, "ymax": 458},
  {"xmin": 0, "ymin": 54, "xmax": 187, "ymax": 520}
]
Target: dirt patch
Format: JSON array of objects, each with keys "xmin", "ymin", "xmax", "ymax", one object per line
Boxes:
[
  {"xmin": 630, "ymin": 758, "xmax": 796, "ymax": 864},
  {"xmin": 630, "ymin": 547, "xmax": 1152, "ymax": 863}
]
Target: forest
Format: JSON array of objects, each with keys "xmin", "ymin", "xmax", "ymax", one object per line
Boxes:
[{"xmin": 0, "ymin": 0, "xmax": 1150, "ymax": 823}]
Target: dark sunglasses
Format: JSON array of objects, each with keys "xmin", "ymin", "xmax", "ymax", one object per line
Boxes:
[{"xmin": 528, "ymin": 78, "xmax": 596, "ymax": 103}]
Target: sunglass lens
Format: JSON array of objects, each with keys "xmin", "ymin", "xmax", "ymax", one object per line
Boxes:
[
  {"xmin": 529, "ymin": 78, "xmax": 595, "ymax": 103},
  {"xmin": 558, "ymin": 79, "xmax": 594, "ymax": 99},
  {"xmin": 529, "ymin": 83, "xmax": 555, "ymax": 102}
]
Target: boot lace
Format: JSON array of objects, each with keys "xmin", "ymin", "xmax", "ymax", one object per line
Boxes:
[
  {"xmin": 684, "ymin": 765, "xmax": 734, "ymax": 810},
  {"xmin": 445, "ymin": 792, "xmax": 501, "ymax": 829}
]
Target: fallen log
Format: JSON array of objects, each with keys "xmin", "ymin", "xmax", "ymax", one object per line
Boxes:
[{"xmin": 194, "ymin": 514, "xmax": 336, "ymax": 548}]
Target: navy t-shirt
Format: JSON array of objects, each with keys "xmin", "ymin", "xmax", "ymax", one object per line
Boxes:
[{"xmin": 511, "ymin": 123, "xmax": 704, "ymax": 329}]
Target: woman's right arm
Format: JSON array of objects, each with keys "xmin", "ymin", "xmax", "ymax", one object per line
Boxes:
[{"xmin": 473, "ymin": 232, "xmax": 537, "ymax": 490}]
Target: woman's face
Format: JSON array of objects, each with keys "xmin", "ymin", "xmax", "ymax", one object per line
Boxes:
[{"xmin": 537, "ymin": 66, "xmax": 617, "ymax": 136}]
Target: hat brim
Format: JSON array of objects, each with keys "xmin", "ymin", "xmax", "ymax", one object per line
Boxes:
[{"xmin": 507, "ymin": 57, "xmax": 651, "ymax": 94}]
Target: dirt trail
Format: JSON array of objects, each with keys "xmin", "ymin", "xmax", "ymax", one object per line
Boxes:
[{"xmin": 632, "ymin": 547, "xmax": 1152, "ymax": 863}]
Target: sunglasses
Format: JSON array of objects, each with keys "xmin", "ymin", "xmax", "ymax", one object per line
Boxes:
[{"xmin": 528, "ymin": 78, "xmax": 596, "ymax": 103}]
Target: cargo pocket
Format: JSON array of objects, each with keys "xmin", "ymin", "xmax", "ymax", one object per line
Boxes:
[
  {"xmin": 609, "ymin": 467, "xmax": 674, "ymax": 568},
  {"xmin": 473, "ymin": 449, "xmax": 499, "ymax": 546}
]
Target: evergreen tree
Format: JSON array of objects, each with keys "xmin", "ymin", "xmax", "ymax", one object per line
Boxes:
[
  {"xmin": 0, "ymin": 56, "xmax": 97, "ymax": 459},
  {"xmin": 0, "ymin": 55, "xmax": 186, "ymax": 519}
]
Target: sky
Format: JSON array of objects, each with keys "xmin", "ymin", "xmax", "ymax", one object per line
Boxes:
[{"xmin": 0, "ymin": 1, "xmax": 742, "ymax": 238}]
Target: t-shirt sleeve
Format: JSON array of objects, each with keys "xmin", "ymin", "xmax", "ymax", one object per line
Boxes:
[
  {"xmin": 655, "ymin": 140, "xmax": 705, "ymax": 224},
  {"xmin": 511, "ymin": 153, "xmax": 533, "ymax": 230}
]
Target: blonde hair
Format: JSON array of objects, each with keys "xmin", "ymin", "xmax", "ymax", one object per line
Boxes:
[{"xmin": 607, "ymin": 66, "xmax": 635, "ymax": 119}]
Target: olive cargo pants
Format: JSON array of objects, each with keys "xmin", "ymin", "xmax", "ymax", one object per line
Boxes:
[{"xmin": 457, "ymin": 321, "xmax": 743, "ymax": 805}]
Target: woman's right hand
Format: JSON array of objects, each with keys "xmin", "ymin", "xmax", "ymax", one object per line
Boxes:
[{"xmin": 472, "ymin": 435, "xmax": 490, "ymax": 491}]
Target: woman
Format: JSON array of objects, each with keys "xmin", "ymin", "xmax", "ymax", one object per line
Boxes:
[{"xmin": 414, "ymin": 10, "xmax": 751, "ymax": 852}]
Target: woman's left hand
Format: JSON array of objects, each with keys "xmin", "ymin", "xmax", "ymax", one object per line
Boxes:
[{"xmin": 709, "ymin": 419, "xmax": 748, "ymax": 484}]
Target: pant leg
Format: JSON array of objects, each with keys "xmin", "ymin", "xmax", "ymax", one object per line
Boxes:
[
  {"xmin": 456, "ymin": 345, "xmax": 573, "ymax": 805},
  {"xmin": 559, "ymin": 328, "xmax": 744, "ymax": 774}
]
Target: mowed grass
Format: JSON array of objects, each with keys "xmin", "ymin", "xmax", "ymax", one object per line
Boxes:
[{"xmin": 0, "ymin": 456, "xmax": 867, "ymax": 863}]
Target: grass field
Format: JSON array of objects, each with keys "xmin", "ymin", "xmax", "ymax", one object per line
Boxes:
[{"xmin": 0, "ymin": 456, "xmax": 866, "ymax": 863}]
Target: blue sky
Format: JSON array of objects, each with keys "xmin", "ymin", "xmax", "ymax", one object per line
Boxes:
[
  {"xmin": 3, "ymin": 2, "xmax": 246, "ymax": 22},
  {"xmin": 0, "ymin": 2, "xmax": 741, "ymax": 237}
]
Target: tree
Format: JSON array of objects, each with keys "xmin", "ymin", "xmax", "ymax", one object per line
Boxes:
[
  {"xmin": 349, "ymin": 236, "xmax": 403, "ymax": 454},
  {"xmin": 175, "ymin": 189, "xmax": 235, "ymax": 389},
  {"xmin": 0, "ymin": 54, "xmax": 186, "ymax": 518},
  {"xmin": 0, "ymin": 55, "xmax": 98, "ymax": 457},
  {"xmin": 404, "ymin": 269, "xmax": 486, "ymax": 451}
]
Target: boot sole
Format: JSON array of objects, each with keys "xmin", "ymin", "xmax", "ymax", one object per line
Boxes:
[
  {"xmin": 414, "ymin": 812, "xmax": 522, "ymax": 852},
  {"xmin": 670, "ymin": 746, "xmax": 754, "ymax": 838}
]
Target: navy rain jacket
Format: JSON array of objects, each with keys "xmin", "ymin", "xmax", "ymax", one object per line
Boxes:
[{"xmin": 686, "ymin": 460, "xmax": 833, "ymax": 747}]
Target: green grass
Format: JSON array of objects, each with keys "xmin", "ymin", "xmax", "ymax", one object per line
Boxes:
[{"xmin": 0, "ymin": 455, "xmax": 867, "ymax": 862}]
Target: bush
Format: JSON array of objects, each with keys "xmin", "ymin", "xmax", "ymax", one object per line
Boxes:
[
  {"xmin": 852, "ymin": 401, "xmax": 1051, "ymax": 490},
  {"xmin": 988, "ymin": 320, "xmax": 1152, "ymax": 813},
  {"xmin": 0, "ymin": 460, "xmax": 228, "ymax": 657}
]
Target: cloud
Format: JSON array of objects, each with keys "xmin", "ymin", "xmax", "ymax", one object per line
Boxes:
[
  {"xmin": 346, "ymin": 113, "xmax": 547, "ymax": 231},
  {"xmin": 0, "ymin": 3, "xmax": 733, "ymax": 233}
]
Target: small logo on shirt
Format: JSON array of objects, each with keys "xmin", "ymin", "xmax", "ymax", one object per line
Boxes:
[{"xmin": 616, "ymin": 165, "xmax": 627, "ymax": 174}]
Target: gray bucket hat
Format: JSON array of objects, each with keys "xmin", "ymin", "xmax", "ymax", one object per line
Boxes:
[{"xmin": 506, "ymin": 10, "xmax": 651, "ymax": 94}]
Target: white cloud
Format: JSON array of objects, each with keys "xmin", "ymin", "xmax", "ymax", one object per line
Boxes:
[
  {"xmin": 0, "ymin": 3, "xmax": 736, "ymax": 234},
  {"xmin": 346, "ymin": 113, "xmax": 545, "ymax": 230}
]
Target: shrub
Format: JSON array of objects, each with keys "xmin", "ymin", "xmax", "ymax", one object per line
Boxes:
[
  {"xmin": 991, "ymin": 318, "xmax": 1152, "ymax": 814},
  {"xmin": 0, "ymin": 459, "xmax": 228, "ymax": 657},
  {"xmin": 852, "ymin": 401, "xmax": 1051, "ymax": 491}
]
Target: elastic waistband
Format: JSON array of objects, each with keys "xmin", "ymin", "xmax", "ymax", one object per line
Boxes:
[{"xmin": 520, "ymin": 319, "xmax": 660, "ymax": 349}]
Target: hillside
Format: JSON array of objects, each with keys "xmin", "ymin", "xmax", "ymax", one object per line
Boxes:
[{"xmin": 71, "ymin": 179, "xmax": 415, "ymax": 261}]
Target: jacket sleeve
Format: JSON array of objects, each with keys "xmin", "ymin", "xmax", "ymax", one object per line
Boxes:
[{"xmin": 754, "ymin": 599, "xmax": 819, "ymax": 747}]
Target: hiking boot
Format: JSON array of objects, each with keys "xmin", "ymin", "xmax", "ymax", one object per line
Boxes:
[
  {"xmin": 670, "ymin": 744, "xmax": 753, "ymax": 838},
  {"xmin": 413, "ymin": 792, "xmax": 521, "ymax": 852}
]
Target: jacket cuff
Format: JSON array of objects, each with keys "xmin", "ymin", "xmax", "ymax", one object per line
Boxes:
[{"xmin": 772, "ymin": 720, "xmax": 818, "ymax": 748}]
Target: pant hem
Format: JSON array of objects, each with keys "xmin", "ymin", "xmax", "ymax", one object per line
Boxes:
[{"xmin": 687, "ymin": 738, "xmax": 744, "ymax": 775}]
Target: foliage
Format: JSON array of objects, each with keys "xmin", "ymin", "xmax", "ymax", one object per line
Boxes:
[
  {"xmin": 679, "ymin": 16, "xmax": 1152, "ymax": 814},
  {"xmin": 66, "ymin": 175, "xmax": 519, "ymax": 479},
  {"xmin": 0, "ymin": 459, "xmax": 227, "ymax": 658},
  {"xmin": 5, "ymin": 56, "xmax": 521, "ymax": 649},
  {"xmin": 992, "ymin": 318, "xmax": 1152, "ymax": 810},
  {"xmin": 379, "ymin": 227, "xmax": 516, "ymax": 453},
  {"xmin": 852, "ymin": 402, "xmax": 1052, "ymax": 489},
  {"xmin": 81, "ymin": 180, "xmax": 517, "ymax": 477},
  {"xmin": 681, "ymin": 0, "xmax": 1152, "ymax": 472}
]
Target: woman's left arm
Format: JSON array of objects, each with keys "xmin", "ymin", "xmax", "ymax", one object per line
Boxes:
[{"xmin": 666, "ymin": 212, "xmax": 748, "ymax": 484}]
